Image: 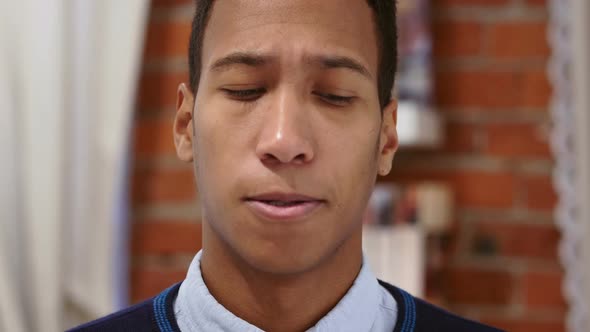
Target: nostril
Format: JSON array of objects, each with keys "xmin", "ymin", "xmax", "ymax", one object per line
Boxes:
[
  {"xmin": 262, "ymin": 153, "xmax": 281, "ymax": 163},
  {"xmin": 260, "ymin": 152, "xmax": 309, "ymax": 165},
  {"xmin": 293, "ymin": 153, "xmax": 307, "ymax": 163}
]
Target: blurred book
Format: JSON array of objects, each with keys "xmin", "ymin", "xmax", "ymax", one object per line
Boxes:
[
  {"xmin": 363, "ymin": 182, "xmax": 453, "ymax": 232},
  {"xmin": 362, "ymin": 182, "xmax": 453, "ymax": 297},
  {"xmin": 363, "ymin": 224, "xmax": 425, "ymax": 297},
  {"xmin": 396, "ymin": 0, "xmax": 432, "ymax": 107},
  {"xmin": 395, "ymin": 0, "xmax": 444, "ymax": 149}
]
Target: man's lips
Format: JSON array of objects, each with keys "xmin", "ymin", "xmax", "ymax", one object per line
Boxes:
[{"xmin": 243, "ymin": 192, "xmax": 325, "ymax": 221}]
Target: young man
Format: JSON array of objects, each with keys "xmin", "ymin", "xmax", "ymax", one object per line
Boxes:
[{"xmin": 71, "ymin": 0, "xmax": 502, "ymax": 331}]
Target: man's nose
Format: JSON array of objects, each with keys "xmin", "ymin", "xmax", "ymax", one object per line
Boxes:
[{"xmin": 255, "ymin": 90, "xmax": 315, "ymax": 166}]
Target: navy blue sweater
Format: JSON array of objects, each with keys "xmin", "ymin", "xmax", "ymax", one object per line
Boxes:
[{"xmin": 68, "ymin": 280, "xmax": 503, "ymax": 331}]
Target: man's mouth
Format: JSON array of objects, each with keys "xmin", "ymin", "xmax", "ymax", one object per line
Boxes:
[
  {"xmin": 243, "ymin": 193, "xmax": 325, "ymax": 221},
  {"xmin": 256, "ymin": 200, "xmax": 307, "ymax": 207}
]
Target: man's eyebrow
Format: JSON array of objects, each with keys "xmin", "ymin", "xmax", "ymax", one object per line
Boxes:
[
  {"xmin": 309, "ymin": 55, "xmax": 373, "ymax": 80},
  {"xmin": 209, "ymin": 52, "xmax": 372, "ymax": 79},
  {"xmin": 210, "ymin": 52, "xmax": 275, "ymax": 72}
]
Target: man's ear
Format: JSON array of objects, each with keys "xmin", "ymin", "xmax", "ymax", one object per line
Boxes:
[
  {"xmin": 377, "ymin": 99, "xmax": 399, "ymax": 176},
  {"xmin": 173, "ymin": 83, "xmax": 195, "ymax": 162}
]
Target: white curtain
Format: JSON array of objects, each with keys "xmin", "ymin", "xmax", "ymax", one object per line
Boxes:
[
  {"xmin": 0, "ymin": 1, "xmax": 150, "ymax": 331},
  {"xmin": 549, "ymin": 0, "xmax": 590, "ymax": 331},
  {"xmin": 571, "ymin": 0, "xmax": 590, "ymax": 330}
]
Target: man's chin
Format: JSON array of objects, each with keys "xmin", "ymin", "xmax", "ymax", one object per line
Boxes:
[{"xmin": 238, "ymin": 245, "xmax": 333, "ymax": 277}]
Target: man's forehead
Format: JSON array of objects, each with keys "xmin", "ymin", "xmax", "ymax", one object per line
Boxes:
[
  {"xmin": 205, "ymin": 0, "xmax": 375, "ymax": 34},
  {"xmin": 201, "ymin": 0, "xmax": 379, "ymax": 76}
]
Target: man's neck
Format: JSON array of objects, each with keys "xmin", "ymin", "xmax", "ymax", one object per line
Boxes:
[{"xmin": 200, "ymin": 223, "xmax": 363, "ymax": 332}]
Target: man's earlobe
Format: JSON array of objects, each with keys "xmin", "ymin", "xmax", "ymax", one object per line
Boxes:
[{"xmin": 173, "ymin": 83, "xmax": 195, "ymax": 162}]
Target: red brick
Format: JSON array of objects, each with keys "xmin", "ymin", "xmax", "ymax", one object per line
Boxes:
[
  {"xmin": 523, "ymin": 270, "xmax": 566, "ymax": 310},
  {"xmin": 389, "ymin": 169, "xmax": 515, "ymax": 208},
  {"xmin": 137, "ymin": 72, "xmax": 188, "ymax": 110},
  {"xmin": 522, "ymin": 175, "xmax": 557, "ymax": 211},
  {"xmin": 134, "ymin": 117, "xmax": 177, "ymax": 157},
  {"xmin": 481, "ymin": 318, "xmax": 565, "ymax": 332},
  {"xmin": 489, "ymin": 22, "xmax": 550, "ymax": 59},
  {"xmin": 472, "ymin": 222, "xmax": 560, "ymax": 260},
  {"xmin": 435, "ymin": 69, "xmax": 551, "ymax": 109},
  {"xmin": 485, "ymin": 123, "xmax": 551, "ymax": 158},
  {"xmin": 144, "ymin": 21, "xmax": 192, "ymax": 59},
  {"xmin": 520, "ymin": 69, "xmax": 552, "ymax": 109},
  {"xmin": 132, "ymin": 221, "xmax": 202, "ymax": 255},
  {"xmin": 132, "ymin": 168, "xmax": 196, "ymax": 204},
  {"xmin": 444, "ymin": 266, "xmax": 513, "ymax": 305},
  {"xmin": 444, "ymin": 123, "xmax": 480, "ymax": 153},
  {"xmin": 433, "ymin": 21, "xmax": 483, "ymax": 58},
  {"xmin": 453, "ymin": 171, "xmax": 516, "ymax": 208},
  {"xmin": 131, "ymin": 267, "xmax": 187, "ymax": 303}
]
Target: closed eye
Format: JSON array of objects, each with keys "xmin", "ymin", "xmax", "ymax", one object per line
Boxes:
[
  {"xmin": 221, "ymin": 87, "xmax": 266, "ymax": 101},
  {"xmin": 314, "ymin": 92, "xmax": 356, "ymax": 106}
]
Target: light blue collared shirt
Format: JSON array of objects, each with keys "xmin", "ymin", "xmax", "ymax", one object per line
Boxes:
[{"xmin": 173, "ymin": 250, "xmax": 397, "ymax": 331}]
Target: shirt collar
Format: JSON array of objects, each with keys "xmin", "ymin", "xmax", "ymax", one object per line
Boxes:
[{"xmin": 174, "ymin": 250, "xmax": 383, "ymax": 332}]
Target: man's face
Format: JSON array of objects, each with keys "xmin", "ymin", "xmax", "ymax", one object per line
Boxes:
[{"xmin": 177, "ymin": 0, "xmax": 397, "ymax": 274}]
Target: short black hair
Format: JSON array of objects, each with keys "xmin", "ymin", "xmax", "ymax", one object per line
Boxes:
[{"xmin": 188, "ymin": 0, "xmax": 397, "ymax": 109}]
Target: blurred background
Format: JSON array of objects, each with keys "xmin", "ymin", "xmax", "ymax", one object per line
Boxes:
[{"xmin": 1, "ymin": 0, "xmax": 589, "ymax": 332}]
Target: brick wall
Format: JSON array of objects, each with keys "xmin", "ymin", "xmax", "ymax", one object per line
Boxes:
[{"xmin": 131, "ymin": 1, "xmax": 564, "ymax": 331}]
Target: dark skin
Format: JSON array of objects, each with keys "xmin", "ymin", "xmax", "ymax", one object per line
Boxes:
[{"xmin": 173, "ymin": 0, "xmax": 398, "ymax": 331}]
